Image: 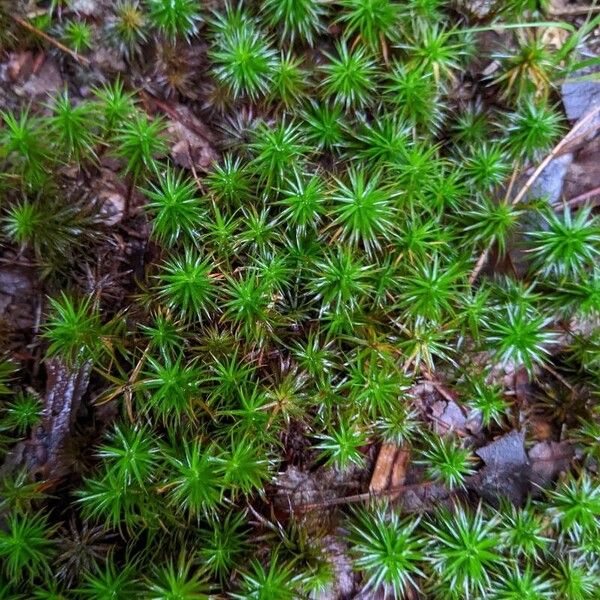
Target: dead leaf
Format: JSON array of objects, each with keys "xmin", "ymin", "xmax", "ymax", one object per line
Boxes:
[
  {"xmin": 71, "ymin": 0, "xmax": 101, "ymax": 15},
  {"xmin": 457, "ymin": 0, "xmax": 494, "ymax": 19},
  {"xmin": 7, "ymin": 51, "xmax": 33, "ymax": 82},
  {"xmin": 473, "ymin": 430, "xmax": 530, "ymax": 505},
  {"xmin": 18, "ymin": 57, "xmax": 62, "ymax": 99},
  {"xmin": 528, "ymin": 152, "xmax": 574, "ymax": 205},
  {"xmin": 164, "ymin": 105, "xmax": 219, "ymax": 171},
  {"xmin": 398, "ymin": 479, "xmax": 454, "ymax": 513},
  {"xmin": 91, "ymin": 47, "xmax": 126, "ymax": 73},
  {"xmin": 476, "ymin": 429, "xmax": 527, "ymax": 467},
  {"xmin": 431, "ymin": 399, "xmax": 468, "ymax": 435},
  {"xmin": 562, "ymin": 136, "xmax": 600, "ymax": 202},
  {"xmin": 541, "ymin": 26, "xmax": 568, "ymax": 52},
  {"xmin": 529, "ymin": 440, "xmax": 573, "ymax": 489},
  {"xmin": 0, "ymin": 266, "xmax": 36, "ymax": 332},
  {"xmin": 530, "ymin": 418, "xmax": 554, "ymax": 441},
  {"xmin": 90, "ymin": 169, "xmax": 127, "ymax": 227}
]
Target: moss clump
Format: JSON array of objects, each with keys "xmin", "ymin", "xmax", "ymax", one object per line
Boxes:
[{"xmin": 0, "ymin": 0, "xmax": 599, "ymax": 598}]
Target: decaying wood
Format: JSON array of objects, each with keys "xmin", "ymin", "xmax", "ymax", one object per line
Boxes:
[
  {"xmin": 369, "ymin": 443, "xmax": 410, "ymax": 495},
  {"xmin": 0, "ymin": 358, "xmax": 91, "ymax": 486},
  {"xmin": 369, "ymin": 443, "xmax": 398, "ymax": 494},
  {"xmin": 390, "ymin": 447, "xmax": 410, "ymax": 490}
]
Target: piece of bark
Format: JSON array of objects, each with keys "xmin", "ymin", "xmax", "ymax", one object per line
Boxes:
[
  {"xmin": 369, "ymin": 443, "xmax": 397, "ymax": 493},
  {"xmin": 0, "ymin": 359, "xmax": 91, "ymax": 486},
  {"xmin": 0, "ymin": 266, "xmax": 36, "ymax": 332},
  {"xmin": 369, "ymin": 443, "xmax": 410, "ymax": 496},
  {"xmin": 390, "ymin": 447, "xmax": 410, "ymax": 489}
]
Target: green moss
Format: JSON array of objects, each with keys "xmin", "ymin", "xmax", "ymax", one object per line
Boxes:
[{"xmin": 1, "ymin": 1, "xmax": 599, "ymax": 597}]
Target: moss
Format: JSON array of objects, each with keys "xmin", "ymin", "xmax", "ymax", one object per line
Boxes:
[{"xmin": 0, "ymin": 1, "xmax": 598, "ymax": 598}]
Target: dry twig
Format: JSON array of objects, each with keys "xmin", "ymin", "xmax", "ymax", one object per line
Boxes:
[
  {"xmin": 560, "ymin": 184, "xmax": 600, "ymax": 208},
  {"xmin": 549, "ymin": 5, "xmax": 600, "ymax": 16},
  {"xmin": 9, "ymin": 14, "xmax": 91, "ymax": 66},
  {"xmin": 469, "ymin": 105, "xmax": 600, "ymax": 284},
  {"xmin": 296, "ymin": 480, "xmax": 443, "ymax": 511}
]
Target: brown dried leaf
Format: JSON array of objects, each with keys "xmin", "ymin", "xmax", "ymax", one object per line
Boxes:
[
  {"xmin": 165, "ymin": 105, "xmax": 219, "ymax": 171},
  {"xmin": 529, "ymin": 440, "xmax": 573, "ymax": 489},
  {"xmin": 474, "ymin": 430, "xmax": 530, "ymax": 505}
]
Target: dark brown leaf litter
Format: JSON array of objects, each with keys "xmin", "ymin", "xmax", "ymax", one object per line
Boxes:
[
  {"xmin": 0, "ymin": 266, "xmax": 37, "ymax": 334},
  {"xmin": 472, "ymin": 430, "xmax": 574, "ymax": 505},
  {"xmin": 562, "ymin": 135, "xmax": 600, "ymax": 204},
  {"xmin": 142, "ymin": 95, "xmax": 219, "ymax": 171},
  {"xmin": 529, "ymin": 440, "xmax": 574, "ymax": 488},
  {"xmin": 473, "ymin": 430, "xmax": 531, "ymax": 505}
]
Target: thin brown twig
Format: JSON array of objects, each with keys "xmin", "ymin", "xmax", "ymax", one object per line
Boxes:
[
  {"xmin": 468, "ymin": 105, "xmax": 600, "ymax": 285},
  {"xmin": 503, "ymin": 165, "xmax": 520, "ymax": 203},
  {"xmin": 558, "ymin": 184, "xmax": 600, "ymax": 209},
  {"xmin": 511, "ymin": 106, "xmax": 600, "ymax": 208},
  {"xmin": 548, "ymin": 5, "xmax": 600, "ymax": 16},
  {"xmin": 295, "ymin": 481, "xmax": 442, "ymax": 511},
  {"xmin": 9, "ymin": 14, "xmax": 91, "ymax": 66},
  {"xmin": 542, "ymin": 363, "xmax": 575, "ymax": 392},
  {"xmin": 186, "ymin": 141, "xmax": 206, "ymax": 194},
  {"xmin": 468, "ymin": 246, "xmax": 493, "ymax": 285},
  {"xmin": 420, "ymin": 369, "xmax": 468, "ymax": 415}
]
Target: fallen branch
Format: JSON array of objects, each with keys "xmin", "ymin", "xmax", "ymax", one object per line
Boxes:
[
  {"xmin": 370, "ymin": 443, "xmax": 407, "ymax": 493},
  {"xmin": 0, "ymin": 359, "xmax": 91, "ymax": 487}
]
